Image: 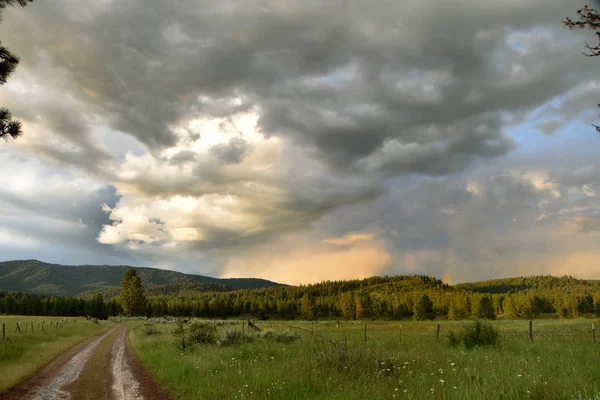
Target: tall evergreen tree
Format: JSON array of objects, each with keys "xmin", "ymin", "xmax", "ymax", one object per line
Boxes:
[
  {"xmin": 412, "ymin": 293, "xmax": 434, "ymax": 321},
  {"xmin": 120, "ymin": 269, "xmax": 146, "ymax": 316},
  {"xmin": 300, "ymin": 292, "xmax": 317, "ymax": 320}
]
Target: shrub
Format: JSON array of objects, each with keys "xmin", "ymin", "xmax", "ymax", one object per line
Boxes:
[
  {"xmin": 187, "ymin": 320, "xmax": 217, "ymax": 345},
  {"xmin": 141, "ymin": 323, "xmax": 157, "ymax": 336},
  {"xmin": 218, "ymin": 329, "xmax": 254, "ymax": 346},
  {"xmin": 260, "ymin": 329, "xmax": 301, "ymax": 344},
  {"xmin": 447, "ymin": 320, "xmax": 499, "ymax": 349},
  {"xmin": 172, "ymin": 319, "xmax": 187, "ymax": 352}
]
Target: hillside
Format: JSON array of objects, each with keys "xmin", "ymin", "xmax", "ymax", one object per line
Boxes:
[
  {"xmin": 78, "ymin": 282, "xmax": 233, "ymax": 300},
  {"xmin": 454, "ymin": 275, "xmax": 600, "ymax": 294},
  {"xmin": 0, "ymin": 260, "xmax": 281, "ymax": 297}
]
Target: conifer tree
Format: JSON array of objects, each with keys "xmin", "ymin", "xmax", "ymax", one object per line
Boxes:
[
  {"xmin": 120, "ymin": 269, "xmax": 146, "ymax": 316},
  {"xmin": 0, "ymin": 0, "xmax": 33, "ymax": 141},
  {"xmin": 502, "ymin": 295, "xmax": 519, "ymax": 319},
  {"xmin": 338, "ymin": 292, "xmax": 355, "ymax": 320},
  {"xmin": 300, "ymin": 292, "xmax": 316, "ymax": 320},
  {"xmin": 412, "ymin": 293, "xmax": 434, "ymax": 321}
]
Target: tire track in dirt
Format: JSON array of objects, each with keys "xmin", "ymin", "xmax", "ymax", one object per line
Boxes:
[
  {"xmin": 111, "ymin": 328, "xmax": 143, "ymax": 400},
  {"xmin": 25, "ymin": 327, "xmax": 115, "ymax": 400},
  {"xmin": 2, "ymin": 326, "xmax": 170, "ymax": 400}
]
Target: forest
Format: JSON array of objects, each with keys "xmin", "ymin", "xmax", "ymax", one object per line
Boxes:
[{"xmin": 1, "ymin": 274, "xmax": 599, "ymax": 321}]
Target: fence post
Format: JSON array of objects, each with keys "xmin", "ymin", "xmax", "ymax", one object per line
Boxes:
[
  {"xmin": 336, "ymin": 321, "xmax": 339, "ymax": 329},
  {"xmin": 25, "ymin": 322, "xmax": 28, "ymax": 334},
  {"xmin": 270, "ymin": 321, "xmax": 273, "ymax": 329},
  {"xmin": 436, "ymin": 324, "xmax": 440, "ymax": 340},
  {"xmin": 242, "ymin": 321, "xmax": 245, "ymax": 332},
  {"xmin": 2, "ymin": 323, "xmax": 5, "ymax": 342},
  {"xmin": 400, "ymin": 324, "xmax": 403, "ymax": 342},
  {"xmin": 529, "ymin": 320, "xmax": 533, "ymax": 341},
  {"xmin": 31, "ymin": 321, "xmax": 34, "ymax": 333},
  {"xmin": 593, "ymin": 323, "xmax": 596, "ymax": 343},
  {"xmin": 311, "ymin": 322, "xmax": 314, "ymax": 336},
  {"xmin": 14, "ymin": 322, "xmax": 21, "ymax": 334}
]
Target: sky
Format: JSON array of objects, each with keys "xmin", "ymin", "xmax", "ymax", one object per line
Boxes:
[{"xmin": 0, "ymin": 0, "xmax": 599, "ymax": 285}]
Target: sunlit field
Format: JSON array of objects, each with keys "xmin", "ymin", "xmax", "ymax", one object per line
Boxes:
[
  {"xmin": 130, "ymin": 318, "xmax": 600, "ymax": 400},
  {"xmin": 0, "ymin": 315, "xmax": 111, "ymax": 393}
]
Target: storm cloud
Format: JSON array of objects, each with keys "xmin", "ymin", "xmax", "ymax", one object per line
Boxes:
[{"xmin": 0, "ymin": 0, "xmax": 599, "ymax": 282}]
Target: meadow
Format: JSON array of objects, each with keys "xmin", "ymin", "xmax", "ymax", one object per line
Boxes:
[
  {"xmin": 0, "ymin": 315, "xmax": 111, "ymax": 393},
  {"xmin": 130, "ymin": 318, "xmax": 600, "ymax": 400}
]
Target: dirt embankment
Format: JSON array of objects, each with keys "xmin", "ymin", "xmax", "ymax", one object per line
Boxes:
[{"xmin": 1, "ymin": 326, "xmax": 170, "ymax": 400}]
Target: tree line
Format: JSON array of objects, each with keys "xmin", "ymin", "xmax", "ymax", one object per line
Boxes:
[
  {"xmin": 0, "ymin": 291, "xmax": 121, "ymax": 319},
  {"xmin": 2, "ymin": 273, "xmax": 599, "ymax": 321}
]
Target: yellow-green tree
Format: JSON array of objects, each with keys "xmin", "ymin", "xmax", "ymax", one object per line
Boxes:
[
  {"xmin": 412, "ymin": 293, "xmax": 434, "ymax": 321},
  {"xmin": 300, "ymin": 292, "xmax": 316, "ymax": 320},
  {"xmin": 120, "ymin": 269, "xmax": 146, "ymax": 316}
]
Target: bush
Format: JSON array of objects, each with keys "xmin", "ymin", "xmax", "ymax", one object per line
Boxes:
[
  {"xmin": 187, "ymin": 320, "xmax": 217, "ymax": 345},
  {"xmin": 448, "ymin": 320, "xmax": 499, "ymax": 349},
  {"xmin": 172, "ymin": 319, "xmax": 187, "ymax": 352},
  {"xmin": 218, "ymin": 329, "xmax": 254, "ymax": 346},
  {"xmin": 260, "ymin": 329, "xmax": 301, "ymax": 344},
  {"xmin": 141, "ymin": 323, "xmax": 158, "ymax": 336}
]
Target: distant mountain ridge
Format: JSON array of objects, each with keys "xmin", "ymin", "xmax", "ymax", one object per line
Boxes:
[{"xmin": 0, "ymin": 259, "xmax": 282, "ymax": 297}]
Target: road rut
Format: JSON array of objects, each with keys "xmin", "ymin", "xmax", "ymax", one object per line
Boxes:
[{"xmin": 1, "ymin": 326, "xmax": 170, "ymax": 400}]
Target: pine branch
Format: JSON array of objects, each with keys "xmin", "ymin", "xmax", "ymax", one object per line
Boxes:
[
  {"xmin": 0, "ymin": 0, "xmax": 32, "ymax": 21},
  {"xmin": 0, "ymin": 107, "xmax": 22, "ymax": 141},
  {"xmin": 0, "ymin": 42, "xmax": 19, "ymax": 85}
]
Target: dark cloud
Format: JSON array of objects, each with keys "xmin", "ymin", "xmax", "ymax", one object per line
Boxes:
[
  {"xmin": 2, "ymin": 1, "xmax": 594, "ymax": 173},
  {"xmin": 209, "ymin": 137, "xmax": 249, "ymax": 165},
  {"xmin": 0, "ymin": 0, "xmax": 599, "ymax": 279}
]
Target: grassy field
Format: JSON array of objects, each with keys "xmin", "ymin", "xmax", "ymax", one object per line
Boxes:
[
  {"xmin": 130, "ymin": 318, "xmax": 600, "ymax": 400},
  {"xmin": 0, "ymin": 315, "xmax": 111, "ymax": 393}
]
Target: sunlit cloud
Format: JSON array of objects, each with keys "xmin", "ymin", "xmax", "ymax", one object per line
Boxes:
[{"xmin": 0, "ymin": 1, "xmax": 599, "ymax": 282}]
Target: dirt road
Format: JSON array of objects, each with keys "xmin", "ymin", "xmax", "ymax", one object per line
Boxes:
[{"xmin": 1, "ymin": 326, "xmax": 170, "ymax": 400}]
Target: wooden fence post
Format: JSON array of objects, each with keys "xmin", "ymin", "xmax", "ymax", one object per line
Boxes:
[
  {"xmin": 14, "ymin": 322, "xmax": 21, "ymax": 334},
  {"xmin": 336, "ymin": 321, "xmax": 339, "ymax": 329},
  {"xmin": 436, "ymin": 324, "xmax": 440, "ymax": 340},
  {"xmin": 25, "ymin": 322, "xmax": 28, "ymax": 333},
  {"xmin": 31, "ymin": 321, "xmax": 34, "ymax": 333},
  {"xmin": 529, "ymin": 320, "xmax": 533, "ymax": 341},
  {"xmin": 400, "ymin": 324, "xmax": 403, "ymax": 342}
]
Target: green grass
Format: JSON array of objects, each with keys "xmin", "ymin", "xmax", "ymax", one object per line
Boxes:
[
  {"xmin": 130, "ymin": 319, "xmax": 600, "ymax": 400},
  {"xmin": 0, "ymin": 316, "xmax": 111, "ymax": 393}
]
